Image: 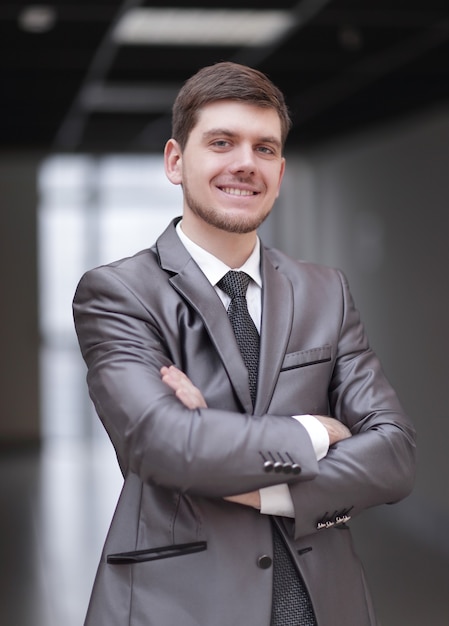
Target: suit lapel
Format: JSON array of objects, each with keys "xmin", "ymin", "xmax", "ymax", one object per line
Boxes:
[
  {"xmin": 156, "ymin": 220, "xmax": 254, "ymax": 413},
  {"xmin": 156, "ymin": 221, "xmax": 293, "ymax": 415},
  {"xmin": 255, "ymin": 248, "xmax": 293, "ymax": 414}
]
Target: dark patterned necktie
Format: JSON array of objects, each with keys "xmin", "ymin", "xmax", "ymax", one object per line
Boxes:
[
  {"xmin": 270, "ymin": 523, "xmax": 317, "ymax": 626},
  {"xmin": 217, "ymin": 271, "xmax": 259, "ymax": 405},
  {"xmin": 217, "ymin": 270, "xmax": 317, "ymax": 626}
]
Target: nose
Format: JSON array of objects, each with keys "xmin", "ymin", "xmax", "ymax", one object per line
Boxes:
[{"xmin": 229, "ymin": 144, "xmax": 257, "ymax": 175}]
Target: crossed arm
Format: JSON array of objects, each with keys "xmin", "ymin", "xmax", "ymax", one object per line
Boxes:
[{"xmin": 160, "ymin": 364, "xmax": 352, "ymax": 510}]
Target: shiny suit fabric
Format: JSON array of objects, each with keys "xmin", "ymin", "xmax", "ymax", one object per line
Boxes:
[{"xmin": 73, "ymin": 218, "xmax": 416, "ymax": 626}]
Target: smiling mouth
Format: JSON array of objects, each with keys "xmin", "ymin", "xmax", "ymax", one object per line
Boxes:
[{"xmin": 220, "ymin": 187, "xmax": 257, "ymax": 196}]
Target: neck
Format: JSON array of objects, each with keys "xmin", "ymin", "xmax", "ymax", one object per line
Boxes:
[{"xmin": 180, "ymin": 215, "xmax": 257, "ymax": 268}]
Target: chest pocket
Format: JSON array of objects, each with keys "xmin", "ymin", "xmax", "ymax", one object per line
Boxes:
[{"xmin": 281, "ymin": 345, "xmax": 332, "ymax": 372}]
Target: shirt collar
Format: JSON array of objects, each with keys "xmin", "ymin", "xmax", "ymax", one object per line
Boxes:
[{"xmin": 176, "ymin": 220, "xmax": 262, "ymax": 288}]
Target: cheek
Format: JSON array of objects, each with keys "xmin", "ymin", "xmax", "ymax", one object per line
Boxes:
[
  {"xmin": 186, "ymin": 161, "xmax": 220, "ymax": 190},
  {"xmin": 266, "ymin": 172, "xmax": 283, "ymax": 198}
]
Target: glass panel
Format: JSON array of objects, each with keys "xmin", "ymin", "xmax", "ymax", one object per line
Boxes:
[
  {"xmin": 38, "ymin": 154, "xmax": 177, "ymax": 440},
  {"xmin": 38, "ymin": 204, "xmax": 87, "ymax": 337}
]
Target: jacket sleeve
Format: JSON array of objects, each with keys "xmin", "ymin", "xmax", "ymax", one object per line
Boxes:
[
  {"xmin": 73, "ymin": 265, "xmax": 320, "ymax": 498},
  {"xmin": 289, "ymin": 270, "xmax": 416, "ymax": 539}
]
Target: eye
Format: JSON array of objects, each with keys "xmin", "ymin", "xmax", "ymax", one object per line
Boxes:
[
  {"xmin": 211, "ymin": 139, "xmax": 231, "ymax": 148},
  {"xmin": 257, "ymin": 145, "xmax": 278, "ymax": 157}
]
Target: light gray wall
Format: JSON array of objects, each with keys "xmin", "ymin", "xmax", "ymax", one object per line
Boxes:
[
  {"xmin": 264, "ymin": 103, "xmax": 449, "ymax": 624},
  {"xmin": 274, "ymin": 105, "xmax": 449, "ymax": 514}
]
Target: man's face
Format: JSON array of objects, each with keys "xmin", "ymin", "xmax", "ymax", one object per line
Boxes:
[{"xmin": 165, "ymin": 100, "xmax": 285, "ymax": 235}]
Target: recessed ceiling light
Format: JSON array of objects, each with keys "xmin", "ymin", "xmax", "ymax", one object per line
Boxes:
[
  {"xmin": 338, "ymin": 25, "xmax": 363, "ymax": 52},
  {"xmin": 112, "ymin": 8, "xmax": 292, "ymax": 46},
  {"xmin": 18, "ymin": 5, "xmax": 57, "ymax": 33}
]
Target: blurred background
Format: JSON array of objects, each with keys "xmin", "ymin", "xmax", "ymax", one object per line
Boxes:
[{"xmin": 0, "ymin": 1, "xmax": 448, "ymax": 624}]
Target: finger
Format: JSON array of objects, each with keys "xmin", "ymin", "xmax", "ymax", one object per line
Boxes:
[
  {"xmin": 161, "ymin": 375, "xmax": 179, "ymax": 393},
  {"xmin": 176, "ymin": 387, "xmax": 207, "ymax": 410},
  {"xmin": 161, "ymin": 365, "xmax": 184, "ymax": 387},
  {"xmin": 161, "ymin": 366, "xmax": 208, "ymax": 409}
]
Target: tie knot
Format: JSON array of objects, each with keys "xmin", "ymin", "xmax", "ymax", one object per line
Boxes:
[{"xmin": 217, "ymin": 271, "xmax": 251, "ymax": 299}]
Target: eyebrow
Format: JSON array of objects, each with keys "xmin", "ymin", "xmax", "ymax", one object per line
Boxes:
[{"xmin": 202, "ymin": 128, "xmax": 282, "ymax": 150}]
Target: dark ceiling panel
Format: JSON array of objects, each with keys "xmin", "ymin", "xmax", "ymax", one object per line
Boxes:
[{"xmin": 0, "ymin": 0, "xmax": 448, "ymax": 152}]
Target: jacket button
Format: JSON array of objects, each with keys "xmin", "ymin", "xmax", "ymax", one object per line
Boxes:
[{"xmin": 257, "ymin": 555, "xmax": 272, "ymax": 569}]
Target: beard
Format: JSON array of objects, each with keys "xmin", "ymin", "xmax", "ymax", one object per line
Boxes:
[{"xmin": 183, "ymin": 183, "xmax": 272, "ymax": 234}]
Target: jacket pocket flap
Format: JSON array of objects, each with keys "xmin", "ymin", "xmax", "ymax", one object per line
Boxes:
[
  {"xmin": 107, "ymin": 540, "xmax": 207, "ymax": 565},
  {"xmin": 281, "ymin": 345, "xmax": 332, "ymax": 371}
]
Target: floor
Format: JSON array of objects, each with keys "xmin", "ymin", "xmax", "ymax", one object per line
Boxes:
[
  {"xmin": 1, "ymin": 436, "xmax": 448, "ymax": 626},
  {"xmin": 1, "ymin": 437, "xmax": 122, "ymax": 626}
]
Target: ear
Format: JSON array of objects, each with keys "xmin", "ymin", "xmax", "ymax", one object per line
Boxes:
[{"xmin": 164, "ymin": 138, "xmax": 183, "ymax": 185}]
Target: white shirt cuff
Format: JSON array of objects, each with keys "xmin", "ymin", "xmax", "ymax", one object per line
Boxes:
[
  {"xmin": 260, "ymin": 483, "xmax": 295, "ymax": 518},
  {"xmin": 258, "ymin": 415, "xmax": 329, "ymax": 518},
  {"xmin": 293, "ymin": 413, "xmax": 329, "ymax": 461}
]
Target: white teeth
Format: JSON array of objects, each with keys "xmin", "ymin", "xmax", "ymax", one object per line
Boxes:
[{"xmin": 222, "ymin": 187, "xmax": 254, "ymax": 196}]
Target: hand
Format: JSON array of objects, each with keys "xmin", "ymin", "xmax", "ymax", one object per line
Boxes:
[
  {"xmin": 160, "ymin": 365, "xmax": 207, "ymax": 409},
  {"xmin": 313, "ymin": 415, "xmax": 352, "ymax": 446},
  {"xmin": 160, "ymin": 365, "xmax": 260, "ymax": 510}
]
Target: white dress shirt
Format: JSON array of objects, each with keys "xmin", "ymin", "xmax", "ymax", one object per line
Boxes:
[{"xmin": 176, "ymin": 221, "xmax": 329, "ymax": 517}]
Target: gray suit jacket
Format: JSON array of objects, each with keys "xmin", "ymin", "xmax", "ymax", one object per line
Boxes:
[{"xmin": 73, "ymin": 218, "xmax": 416, "ymax": 626}]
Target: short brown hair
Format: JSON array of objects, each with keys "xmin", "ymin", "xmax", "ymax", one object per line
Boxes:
[{"xmin": 171, "ymin": 62, "xmax": 292, "ymax": 151}]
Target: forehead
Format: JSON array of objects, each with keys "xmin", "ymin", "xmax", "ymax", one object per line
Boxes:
[{"xmin": 192, "ymin": 100, "xmax": 282, "ymax": 141}]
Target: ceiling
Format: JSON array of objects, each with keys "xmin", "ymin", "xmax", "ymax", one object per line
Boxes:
[{"xmin": 2, "ymin": 0, "xmax": 449, "ymax": 154}]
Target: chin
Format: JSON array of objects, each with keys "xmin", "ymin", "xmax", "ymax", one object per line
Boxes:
[
  {"xmin": 214, "ymin": 211, "xmax": 269, "ymax": 234},
  {"xmin": 186, "ymin": 191, "xmax": 272, "ymax": 234}
]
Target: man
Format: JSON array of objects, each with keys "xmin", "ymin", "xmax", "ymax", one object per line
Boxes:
[{"xmin": 73, "ymin": 62, "xmax": 416, "ymax": 625}]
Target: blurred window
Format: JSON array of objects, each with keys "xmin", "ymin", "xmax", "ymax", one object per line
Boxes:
[{"xmin": 38, "ymin": 155, "xmax": 181, "ymax": 439}]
